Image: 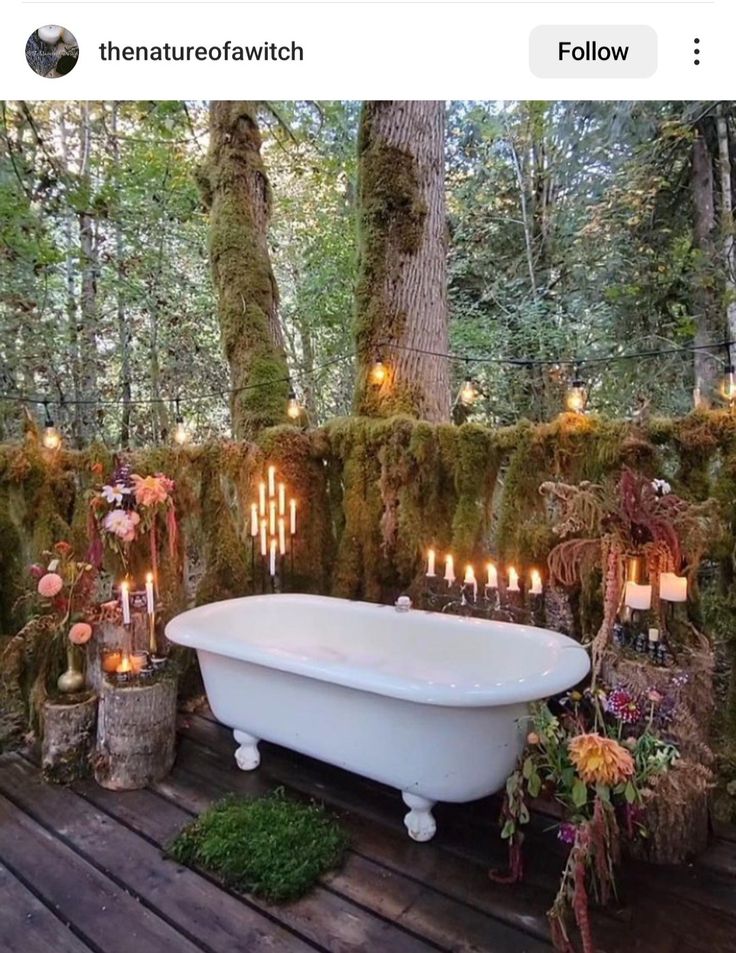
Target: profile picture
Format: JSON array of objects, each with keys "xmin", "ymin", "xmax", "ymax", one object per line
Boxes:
[{"xmin": 25, "ymin": 26, "xmax": 79, "ymax": 78}]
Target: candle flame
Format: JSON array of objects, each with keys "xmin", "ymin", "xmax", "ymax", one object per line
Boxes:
[
  {"xmin": 146, "ymin": 572, "xmax": 153, "ymax": 584},
  {"xmin": 116, "ymin": 654, "xmax": 132, "ymax": 674}
]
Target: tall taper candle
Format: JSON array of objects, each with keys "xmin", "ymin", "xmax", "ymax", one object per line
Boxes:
[
  {"xmin": 444, "ymin": 554, "xmax": 455, "ymax": 585},
  {"xmin": 268, "ymin": 465, "xmax": 276, "ymax": 498},
  {"xmin": 269, "ymin": 499, "xmax": 277, "ymax": 536},
  {"xmin": 278, "ymin": 482, "xmax": 286, "ymax": 516},
  {"xmin": 278, "ymin": 517, "xmax": 286, "ymax": 556},
  {"xmin": 258, "ymin": 481, "xmax": 266, "ymax": 517},
  {"xmin": 145, "ymin": 572, "xmax": 155, "ymax": 614},
  {"xmin": 260, "ymin": 518, "xmax": 268, "ymax": 557},
  {"xmin": 250, "ymin": 503, "xmax": 258, "ymax": 537},
  {"xmin": 269, "ymin": 538, "xmax": 277, "ymax": 577},
  {"xmin": 289, "ymin": 499, "xmax": 297, "ymax": 536},
  {"xmin": 426, "ymin": 548, "xmax": 436, "ymax": 577},
  {"xmin": 121, "ymin": 581, "xmax": 131, "ymax": 625}
]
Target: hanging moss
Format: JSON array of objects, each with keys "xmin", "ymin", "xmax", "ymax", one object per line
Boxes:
[{"xmin": 450, "ymin": 424, "xmax": 499, "ymax": 557}]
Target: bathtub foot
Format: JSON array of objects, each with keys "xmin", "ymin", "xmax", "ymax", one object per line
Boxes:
[
  {"xmin": 402, "ymin": 793, "xmax": 437, "ymax": 842},
  {"xmin": 233, "ymin": 730, "xmax": 260, "ymax": 771}
]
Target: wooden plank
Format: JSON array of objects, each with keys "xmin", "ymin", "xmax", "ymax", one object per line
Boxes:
[
  {"xmin": 0, "ymin": 787, "xmax": 204, "ymax": 953},
  {"xmin": 0, "ymin": 863, "xmax": 93, "ymax": 953},
  {"xmin": 77, "ymin": 758, "xmax": 550, "ymax": 953}
]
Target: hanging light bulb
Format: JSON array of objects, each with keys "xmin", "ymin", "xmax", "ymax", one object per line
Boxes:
[
  {"xmin": 458, "ymin": 360, "xmax": 478, "ymax": 406},
  {"xmin": 369, "ymin": 354, "xmax": 387, "ymax": 386},
  {"xmin": 566, "ymin": 366, "xmax": 588, "ymax": 414},
  {"xmin": 287, "ymin": 387, "xmax": 302, "ymax": 421},
  {"xmin": 721, "ymin": 365, "xmax": 736, "ymax": 404},
  {"xmin": 173, "ymin": 397, "xmax": 189, "ymax": 445},
  {"xmin": 41, "ymin": 401, "xmax": 61, "ymax": 450}
]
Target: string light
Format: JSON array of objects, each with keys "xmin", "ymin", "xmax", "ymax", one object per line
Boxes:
[
  {"xmin": 566, "ymin": 366, "xmax": 588, "ymax": 414},
  {"xmin": 41, "ymin": 401, "xmax": 61, "ymax": 450},
  {"xmin": 369, "ymin": 355, "xmax": 387, "ymax": 386},
  {"xmin": 459, "ymin": 360, "xmax": 478, "ymax": 406},
  {"xmin": 173, "ymin": 397, "xmax": 189, "ymax": 445},
  {"xmin": 721, "ymin": 345, "xmax": 736, "ymax": 405},
  {"xmin": 287, "ymin": 387, "xmax": 302, "ymax": 421}
]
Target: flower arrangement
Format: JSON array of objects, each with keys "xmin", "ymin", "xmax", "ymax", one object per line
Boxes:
[
  {"xmin": 495, "ymin": 685, "xmax": 679, "ymax": 953},
  {"xmin": 28, "ymin": 541, "xmax": 97, "ymax": 696},
  {"xmin": 88, "ymin": 463, "xmax": 178, "ymax": 579}
]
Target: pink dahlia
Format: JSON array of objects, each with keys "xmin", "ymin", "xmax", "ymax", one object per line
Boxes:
[
  {"xmin": 103, "ymin": 508, "xmax": 140, "ymax": 542},
  {"xmin": 68, "ymin": 622, "xmax": 92, "ymax": 645},
  {"xmin": 37, "ymin": 572, "xmax": 63, "ymax": 598},
  {"xmin": 606, "ymin": 688, "xmax": 643, "ymax": 724}
]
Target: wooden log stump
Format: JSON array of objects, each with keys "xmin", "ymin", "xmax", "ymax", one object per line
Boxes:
[
  {"xmin": 94, "ymin": 675, "xmax": 177, "ymax": 790},
  {"xmin": 41, "ymin": 691, "xmax": 98, "ymax": 784}
]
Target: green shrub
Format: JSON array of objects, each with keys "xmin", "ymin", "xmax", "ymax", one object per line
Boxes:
[{"xmin": 168, "ymin": 789, "xmax": 348, "ymax": 902}]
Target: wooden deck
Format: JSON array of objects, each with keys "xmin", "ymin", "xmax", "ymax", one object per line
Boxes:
[{"xmin": 1, "ymin": 710, "xmax": 735, "ymax": 953}]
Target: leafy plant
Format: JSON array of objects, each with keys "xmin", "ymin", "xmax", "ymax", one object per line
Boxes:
[{"xmin": 169, "ymin": 790, "xmax": 348, "ymax": 902}]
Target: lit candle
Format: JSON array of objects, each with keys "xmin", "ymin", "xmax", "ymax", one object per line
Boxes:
[
  {"xmin": 116, "ymin": 653, "xmax": 132, "ymax": 675},
  {"xmin": 530, "ymin": 569, "xmax": 543, "ymax": 596},
  {"xmin": 269, "ymin": 538, "xmax": 277, "ymax": 577},
  {"xmin": 268, "ymin": 465, "xmax": 276, "ymax": 498},
  {"xmin": 426, "ymin": 548, "xmax": 436, "ymax": 577},
  {"xmin": 624, "ymin": 582, "xmax": 652, "ymax": 611},
  {"xmin": 250, "ymin": 503, "xmax": 258, "ymax": 537},
  {"xmin": 444, "ymin": 554, "xmax": 455, "ymax": 585},
  {"xmin": 648, "ymin": 627, "xmax": 660, "ymax": 644},
  {"xmin": 464, "ymin": 564, "xmax": 477, "ymax": 598},
  {"xmin": 486, "ymin": 562, "xmax": 498, "ymax": 588},
  {"xmin": 260, "ymin": 518, "xmax": 268, "ymax": 557},
  {"xmin": 289, "ymin": 499, "xmax": 297, "ymax": 536},
  {"xmin": 120, "ymin": 581, "xmax": 131, "ymax": 625},
  {"xmin": 259, "ymin": 482, "xmax": 266, "ymax": 517},
  {"xmin": 278, "ymin": 483, "xmax": 286, "ymax": 516},
  {"xmin": 145, "ymin": 572, "xmax": 155, "ymax": 615},
  {"xmin": 507, "ymin": 567, "xmax": 520, "ymax": 592},
  {"xmin": 269, "ymin": 499, "xmax": 277, "ymax": 536},
  {"xmin": 278, "ymin": 517, "xmax": 286, "ymax": 555},
  {"xmin": 659, "ymin": 572, "xmax": 687, "ymax": 603}
]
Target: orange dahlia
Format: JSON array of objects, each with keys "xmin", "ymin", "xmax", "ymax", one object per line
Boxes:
[{"xmin": 568, "ymin": 733, "xmax": 635, "ymax": 787}]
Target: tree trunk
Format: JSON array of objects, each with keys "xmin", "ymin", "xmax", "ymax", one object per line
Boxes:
[
  {"xmin": 77, "ymin": 102, "xmax": 99, "ymax": 444},
  {"xmin": 353, "ymin": 101, "xmax": 450, "ymax": 422},
  {"xmin": 202, "ymin": 101, "xmax": 289, "ymax": 439},
  {"xmin": 110, "ymin": 103, "xmax": 132, "ymax": 447},
  {"xmin": 692, "ymin": 128, "xmax": 720, "ymax": 406},
  {"xmin": 41, "ymin": 692, "xmax": 97, "ymax": 784},
  {"xmin": 716, "ymin": 108, "xmax": 736, "ymax": 346}
]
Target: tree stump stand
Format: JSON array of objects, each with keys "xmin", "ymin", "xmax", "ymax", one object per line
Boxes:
[
  {"xmin": 94, "ymin": 676, "xmax": 177, "ymax": 790},
  {"xmin": 41, "ymin": 691, "xmax": 98, "ymax": 784}
]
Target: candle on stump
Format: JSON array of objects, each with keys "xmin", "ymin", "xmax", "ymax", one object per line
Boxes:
[
  {"xmin": 426, "ymin": 548, "xmax": 436, "ymax": 577},
  {"xmin": 120, "ymin": 581, "xmax": 131, "ymax": 625},
  {"xmin": 444, "ymin": 554, "xmax": 455, "ymax": 585},
  {"xmin": 507, "ymin": 567, "xmax": 520, "ymax": 592},
  {"xmin": 268, "ymin": 465, "xmax": 276, "ymax": 498},
  {"xmin": 258, "ymin": 481, "xmax": 267, "ymax": 517},
  {"xmin": 269, "ymin": 538, "xmax": 277, "ymax": 577},
  {"xmin": 486, "ymin": 562, "xmax": 498, "ymax": 589},
  {"xmin": 250, "ymin": 503, "xmax": 259, "ymax": 537},
  {"xmin": 260, "ymin": 518, "xmax": 268, "ymax": 557},
  {"xmin": 278, "ymin": 483, "xmax": 286, "ymax": 516},
  {"xmin": 530, "ymin": 569, "xmax": 543, "ymax": 596},
  {"xmin": 660, "ymin": 572, "xmax": 687, "ymax": 602},
  {"xmin": 278, "ymin": 517, "xmax": 286, "ymax": 556},
  {"xmin": 289, "ymin": 499, "xmax": 297, "ymax": 536},
  {"xmin": 624, "ymin": 582, "xmax": 652, "ymax": 611},
  {"xmin": 116, "ymin": 653, "xmax": 132, "ymax": 675}
]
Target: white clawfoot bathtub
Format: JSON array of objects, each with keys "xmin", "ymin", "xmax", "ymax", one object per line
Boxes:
[{"xmin": 166, "ymin": 594, "xmax": 589, "ymax": 841}]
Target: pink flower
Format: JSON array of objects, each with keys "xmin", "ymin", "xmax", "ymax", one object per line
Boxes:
[
  {"xmin": 29, "ymin": 563, "xmax": 46, "ymax": 579},
  {"xmin": 103, "ymin": 508, "xmax": 140, "ymax": 542},
  {"xmin": 131, "ymin": 474, "xmax": 169, "ymax": 507},
  {"xmin": 38, "ymin": 573, "xmax": 63, "ymax": 598},
  {"xmin": 69, "ymin": 622, "xmax": 92, "ymax": 645}
]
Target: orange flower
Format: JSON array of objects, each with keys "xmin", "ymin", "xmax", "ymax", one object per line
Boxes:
[
  {"xmin": 568, "ymin": 733, "xmax": 635, "ymax": 787},
  {"xmin": 131, "ymin": 474, "xmax": 169, "ymax": 507}
]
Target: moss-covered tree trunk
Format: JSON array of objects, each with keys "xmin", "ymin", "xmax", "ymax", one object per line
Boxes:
[
  {"xmin": 202, "ymin": 102, "xmax": 289, "ymax": 439},
  {"xmin": 692, "ymin": 128, "xmax": 720, "ymax": 407},
  {"xmin": 353, "ymin": 101, "xmax": 450, "ymax": 422}
]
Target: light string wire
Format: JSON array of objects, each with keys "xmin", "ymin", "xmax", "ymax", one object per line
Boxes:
[{"xmin": 0, "ymin": 336, "xmax": 732, "ymax": 411}]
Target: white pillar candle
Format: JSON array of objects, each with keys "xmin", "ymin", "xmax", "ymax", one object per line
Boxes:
[
  {"xmin": 269, "ymin": 500, "xmax": 277, "ymax": 536},
  {"xmin": 486, "ymin": 562, "xmax": 498, "ymax": 588},
  {"xmin": 250, "ymin": 503, "xmax": 258, "ymax": 537},
  {"xmin": 120, "ymin": 581, "xmax": 131, "ymax": 625},
  {"xmin": 269, "ymin": 538, "xmax": 277, "ymax": 577},
  {"xmin": 444, "ymin": 554, "xmax": 455, "ymax": 585},
  {"xmin": 507, "ymin": 567, "xmax": 520, "ymax": 592},
  {"xmin": 278, "ymin": 483, "xmax": 286, "ymax": 516},
  {"xmin": 289, "ymin": 499, "xmax": 297, "ymax": 536},
  {"xmin": 530, "ymin": 569, "xmax": 543, "ymax": 596},
  {"xmin": 624, "ymin": 581, "xmax": 652, "ymax": 611},
  {"xmin": 260, "ymin": 519, "xmax": 268, "ymax": 557},
  {"xmin": 659, "ymin": 572, "xmax": 687, "ymax": 603},
  {"xmin": 464, "ymin": 565, "xmax": 477, "ymax": 598},
  {"xmin": 648, "ymin": 627, "xmax": 660, "ymax": 643},
  {"xmin": 268, "ymin": 465, "xmax": 276, "ymax": 498},
  {"xmin": 278, "ymin": 517, "xmax": 286, "ymax": 556},
  {"xmin": 145, "ymin": 573, "xmax": 155, "ymax": 615},
  {"xmin": 258, "ymin": 482, "xmax": 266, "ymax": 517},
  {"xmin": 426, "ymin": 548, "xmax": 436, "ymax": 577}
]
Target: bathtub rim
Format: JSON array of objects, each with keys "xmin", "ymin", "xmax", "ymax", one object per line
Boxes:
[{"xmin": 166, "ymin": 593, "xmax": 590, "ymax": 708}]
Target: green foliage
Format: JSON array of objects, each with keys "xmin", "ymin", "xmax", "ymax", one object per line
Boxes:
[{"xmin": 169, "ymin": 790, "xmax": 347, "ymax": 902}]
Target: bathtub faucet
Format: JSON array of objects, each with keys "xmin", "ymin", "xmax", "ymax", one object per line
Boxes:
[{"xmin": 395, "ymin": 595, "xmax": 412, "ymax": 612}]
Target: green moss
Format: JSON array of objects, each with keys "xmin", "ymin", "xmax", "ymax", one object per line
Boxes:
[{"xmin": 169, "ymin": 790, "xmax": 347, "ymax": 903}]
